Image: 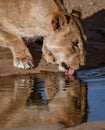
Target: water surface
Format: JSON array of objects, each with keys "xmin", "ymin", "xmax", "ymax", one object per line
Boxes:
[
  {"xmin": 78, "ymin": 66, "xmax": 105, "ymax": 122},
  {"xmin": 0, "ymin": 67, "xmax": 105, "ymax": 129}
]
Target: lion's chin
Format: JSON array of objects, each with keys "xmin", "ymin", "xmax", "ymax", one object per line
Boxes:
[{"xmin": 58, "ymin": 65, "xmax": 66, "ymax": 72}]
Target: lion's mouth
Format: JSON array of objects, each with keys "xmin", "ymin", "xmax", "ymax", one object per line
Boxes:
[
  {"xmin": 61, "ymin": 62, "xmax": 75, "ymax": 76},
  {"xmin": 65, "ymin": 68, "xmax": 75, "ymax": 76}
]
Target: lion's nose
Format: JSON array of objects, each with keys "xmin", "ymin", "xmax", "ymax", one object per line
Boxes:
[{"xmin": 61, "ymin": 62, "xmax": 69, "ymax": 70}]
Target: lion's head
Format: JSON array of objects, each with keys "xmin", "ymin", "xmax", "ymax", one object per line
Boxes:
[{"xmin": 44, "ymin": 9, "xmax": 86, "ymax": 74}]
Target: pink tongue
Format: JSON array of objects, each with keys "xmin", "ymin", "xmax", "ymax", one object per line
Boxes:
[{"xmin": 65, "ymin": 68, "xmax": 75, "ymax": 76}]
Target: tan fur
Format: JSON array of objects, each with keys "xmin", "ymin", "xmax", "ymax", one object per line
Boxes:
[{"xmin": 0, "ymin": 0, "xmax": 86, "ymax": 71}]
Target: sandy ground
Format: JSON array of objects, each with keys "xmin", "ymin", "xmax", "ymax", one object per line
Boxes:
[
  {"xmin": 3, "ymin": 121, "xmax": 105, "ymax": 130},
  {"xmin": 1, "ymin": 0, "xmax": 105, "ymax": 130}
]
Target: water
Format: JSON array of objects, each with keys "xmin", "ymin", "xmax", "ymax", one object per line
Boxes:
[
  {"xmin": 0, "ymin": 67, "xmax": 105, "ymax": 129},
  {"xmin": 78, "ymin": 66, "xmax": 105, "ymax": 122}
]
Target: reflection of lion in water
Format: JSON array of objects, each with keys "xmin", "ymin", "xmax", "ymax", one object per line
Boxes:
[
  {"xmin": 0, "ymin": 73, "xmax": 87, "ymax": 128},
  {"xmin": 0, "ymin": 0, "xmax": 86, "ymax": 73}
]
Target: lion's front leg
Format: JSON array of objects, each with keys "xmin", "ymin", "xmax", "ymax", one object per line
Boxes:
[
  {"xmin": 0, "ymin": 31, "xmax": 34, "ymax": 69},
  {"xmin": 42, "ymin": 41, "xmax": 55, "ymax": 64}
]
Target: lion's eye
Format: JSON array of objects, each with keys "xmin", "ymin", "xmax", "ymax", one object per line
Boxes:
[{"xmin": 72, "ymin": 41, "xmax": 79, "ymax": 47}]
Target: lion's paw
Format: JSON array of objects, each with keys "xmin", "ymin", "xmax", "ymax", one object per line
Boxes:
[{"xmin": 13, "ymin": 57, "xmax": 34, "ymax": 69}]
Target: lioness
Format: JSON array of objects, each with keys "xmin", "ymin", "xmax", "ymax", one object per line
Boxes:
[{"xmin": 0, "ymin": 0, "xmax": 86, "ymax": 74}]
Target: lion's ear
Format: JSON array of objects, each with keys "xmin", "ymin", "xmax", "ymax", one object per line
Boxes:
[
  {"xmin": 71, "ymin": 9, "xmax": 82, "ymax": 19},
  {"xmin": 52, "ymin": 12, "xmax": 67, "ymax": 31}
]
